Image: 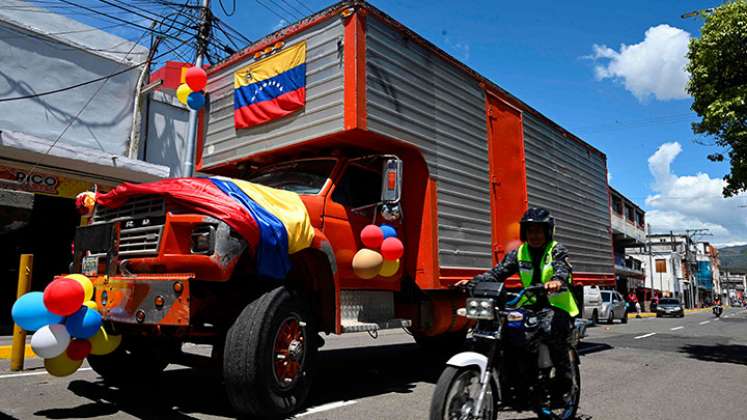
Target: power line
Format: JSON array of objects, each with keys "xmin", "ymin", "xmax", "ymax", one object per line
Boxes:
[
  {"xmin": 55, "ymin": 0, "xmax": 190, "ymax": 43},
  {"xmin": 0, "ymin": 37, "xmax": 190, "ymax": 103},
  {"xmin": 255, "ymin": 0, "xmax": 295, "ymax": 23},
  {"xmin": 265, "ymin": 0, "xmax": 304, "ymax": 20},
  {"xmin": 218, "ymin": 0, "xmax": 236, "ymax": 16},
  {"xmin": 289, "ymin": 0, "xmax": 314, "ymax": 14},
  {"xmin": 276, "ymin": 0, "xmax": 307, "ymax": 18}
]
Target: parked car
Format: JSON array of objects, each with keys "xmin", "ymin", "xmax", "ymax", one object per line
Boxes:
[
  {"xmin": 600, "ymin": 291, "xmax": 627, "ymax": 324},
  {"xmin": 583, "ymin": 285, "xmax": 603, "ymax": 324},
  {"xmin": 656, "ymin": 298, "xmax": 685, "ymax": 318}
]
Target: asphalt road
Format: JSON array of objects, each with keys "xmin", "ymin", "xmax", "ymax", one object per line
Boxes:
[{"xmin": 2, "ymin": 307, "xmax": 747, "ymax": 420}]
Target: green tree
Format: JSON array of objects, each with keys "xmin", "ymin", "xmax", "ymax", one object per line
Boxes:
[{"xmin": 687, "ymin": 0, "xmax": 747, "ymax": 197}]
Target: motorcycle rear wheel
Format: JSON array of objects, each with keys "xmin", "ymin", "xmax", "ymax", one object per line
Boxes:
[{"xmin": 430, "ymin": 366, "xmax": 498, "ymax": 420}]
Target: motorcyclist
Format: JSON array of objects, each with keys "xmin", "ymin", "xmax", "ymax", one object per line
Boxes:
[{"xmin": 456, "ymin": 207, "xmax": 579, "ymax": 402}]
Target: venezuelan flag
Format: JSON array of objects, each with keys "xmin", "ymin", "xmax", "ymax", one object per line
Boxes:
[
  {"xmin": 233, "ymin": 42, "xmax": 307, "ymax": 129},
  {"xmin": 210, "ymin": 177, "xmax": 314, "ymax": 279}
]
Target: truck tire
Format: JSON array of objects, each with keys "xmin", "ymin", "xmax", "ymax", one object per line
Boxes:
[
  {"xmin": 223, "ymin": 286, "xmax": 316, "ymax": 418},
  {"xmin": 87, "ymin": 338, "xmax": 179, "ymax": 383},
  {"xmin": 591, "ymin": 310, "xmax": 599, "ymax": 325}
]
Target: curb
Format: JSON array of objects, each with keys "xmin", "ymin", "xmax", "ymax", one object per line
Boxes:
[{"xmin": 0, "ymin": 345, "xmax": 35, "ymax": 359}]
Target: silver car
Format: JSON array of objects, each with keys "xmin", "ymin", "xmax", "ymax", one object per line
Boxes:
[{"xmin": 600, "ymin": 291, "xmax": 627, "ymax": 324}]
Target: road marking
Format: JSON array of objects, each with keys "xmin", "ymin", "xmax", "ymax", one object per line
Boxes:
[
  {"xmin": 671, "ymin": 326, "xmax": 684, "ymax": 331},
  {"xmin": 295, "ymin": 401, "xmax": 358, "ymax": 418},
  {"xmin": 699, "ymin": 321, "xmax": 710, "ymax": 325},
  {"xmin": 634, "ymin": 333, "xmax": 656, "ymax": 339},
  {"xmin": 0, "ymin": 367, "xmax": 93, "ymax": 380}
]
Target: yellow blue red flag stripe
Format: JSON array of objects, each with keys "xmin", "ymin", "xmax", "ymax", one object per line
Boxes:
[
  {"xmin": 209, "ymin": 177, "xmax": 314, "ymax": 279},
  {"xmin": 234, "ymin": 42, "xmax": 307, "ymax": 129}
]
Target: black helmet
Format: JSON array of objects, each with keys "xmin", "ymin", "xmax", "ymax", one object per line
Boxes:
[{"xmin": 519, "ymin": 207, "xmax": 555, "ymax": 242}]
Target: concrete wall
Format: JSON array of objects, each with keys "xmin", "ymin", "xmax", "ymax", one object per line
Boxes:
[{"xmin": 0, "ymin": 2, "xmax": 147, "ymax": 156}]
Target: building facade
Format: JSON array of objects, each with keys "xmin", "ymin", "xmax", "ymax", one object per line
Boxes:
[
  {"xmin": 0, "ymin": 1, "xmax": 169, "ymax": 333},
  {"xmin": 609, "ymin": 187, "xmax": 646, "ymax": 295}
]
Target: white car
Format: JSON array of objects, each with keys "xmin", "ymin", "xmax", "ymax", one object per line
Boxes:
[{"xmin": 583, "ymin": 285, "xmax": 603, "ymax": 324}]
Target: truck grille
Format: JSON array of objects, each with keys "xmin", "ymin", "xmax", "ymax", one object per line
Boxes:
[{"xmin": 92, "ymin": 197, "xmax": 166, "ymax": 257}]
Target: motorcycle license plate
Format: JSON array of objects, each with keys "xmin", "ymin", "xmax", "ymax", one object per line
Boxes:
[{"xmin": 82, "ymin": 256, "xmax": 99, "ymax": 277}]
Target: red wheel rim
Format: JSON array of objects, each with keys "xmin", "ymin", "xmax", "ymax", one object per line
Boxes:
[{"xmin": 272, "ymin": 316, "xmax": 305, "ymax": 389}]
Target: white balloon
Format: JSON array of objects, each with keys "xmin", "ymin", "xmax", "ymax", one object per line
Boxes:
[{"xmin": 31, "ymin": 324, "xmax": 70, "ymax": 359}]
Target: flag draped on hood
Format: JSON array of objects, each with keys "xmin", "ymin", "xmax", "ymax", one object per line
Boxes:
[{"xmin": 96, "ymin": 177, "xmax": 314, "ymax": 279}]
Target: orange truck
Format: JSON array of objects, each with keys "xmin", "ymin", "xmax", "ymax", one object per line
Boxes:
[{"xmin": 71, "ymin": 1, "xmax": 614, "ymax": 417}]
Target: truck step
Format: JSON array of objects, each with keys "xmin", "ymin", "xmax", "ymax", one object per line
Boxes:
[
  {"xmin": 341, "ymin": 319, "xmax": 412, "ymax": 333},
  {"xmin": 340, "ymin": 290, "xmax": 412, "ymax": 334}
]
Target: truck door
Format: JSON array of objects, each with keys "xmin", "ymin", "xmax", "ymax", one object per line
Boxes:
[{"xmin": 323, "ymin": 159, "xmax": 399, "ymax": 288}]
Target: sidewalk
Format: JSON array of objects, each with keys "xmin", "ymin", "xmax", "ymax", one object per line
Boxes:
[{"xmin": 626, "ymin": 307, "xmax": 712, "ymax": 319}]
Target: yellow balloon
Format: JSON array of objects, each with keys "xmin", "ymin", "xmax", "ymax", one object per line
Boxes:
[
  {"xmin": 45, "ymin": 352, "xmax": 83, "ymax": 377},
  {"xmin": 65, "ymin": 274, "xmax": 93, "ymax": 302},
  {"xmin": 379, "ymin": 259, "xmax": 400, "ymax": 277},
  {"xmin": 176, "ymin": 83, "xmax": 192, "ymax": 104},
  {"xmin": 352, "ymin": 249, "xmax": 383, "ymax": 279},
  {"xmin": 89, "ymin": 327, "xmax": 122, "ymax": 356},
  {"xmin": 83, "ymin": 301, "xmax": 98, "ymax": 311}
]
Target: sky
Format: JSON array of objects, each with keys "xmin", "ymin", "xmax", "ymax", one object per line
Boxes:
[{"xmin": 40, "ymin": 0, "xmax": 746, "ymax": 246}]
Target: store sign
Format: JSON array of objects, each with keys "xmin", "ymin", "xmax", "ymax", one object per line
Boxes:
[{"xmin": 0, "ymin": 165, "xmax": 93, "ymax": 198}]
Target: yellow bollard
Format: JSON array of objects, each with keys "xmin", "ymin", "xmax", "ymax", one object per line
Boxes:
[{"xmin": 10, "ymin": 254, "xmax": 33, "ymax": 371}]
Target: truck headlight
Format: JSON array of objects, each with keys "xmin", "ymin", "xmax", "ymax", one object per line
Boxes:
[{"xmin": 191, "ymin": 225, "xmax": 215, "ymax": 254}]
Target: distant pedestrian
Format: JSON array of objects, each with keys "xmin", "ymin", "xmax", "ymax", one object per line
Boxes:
[{"xmin": 628, "ymin": 291, "xmax": 641, "ymax": 318}]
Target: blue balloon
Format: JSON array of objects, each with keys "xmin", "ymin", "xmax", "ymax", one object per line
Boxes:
[
  {"xmin": 11, "ymin": 292, "xmax": 63, "ymax": 332},
  {"xmin": 187, "ymin": 91, "xmax": 205, "ymax": 110},
  {"xmin": 380, "ymin": 224, "xmax": 398, "ymax": 239},
  {"xmin": 65, "ymin": 306, "xmax": 102, "ymax": 339}
]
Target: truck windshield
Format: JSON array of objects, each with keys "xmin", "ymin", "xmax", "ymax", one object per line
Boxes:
[{"xmin": 246, "ymin": 159, "xmax": 336, "ymax": 195}]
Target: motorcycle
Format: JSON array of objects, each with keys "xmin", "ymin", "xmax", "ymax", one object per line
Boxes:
[
  {"xmin": 713, "ymin": 304, "xmax": 723, "ymax": 318},
  {"xmin": 429, "ymin": 283, "xmax": 581, "ymax": 420}
]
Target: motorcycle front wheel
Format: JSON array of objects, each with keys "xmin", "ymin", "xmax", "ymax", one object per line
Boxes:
[{"xmin": 430, "ymin": 366, "xmax": 498, "ymax": 420}]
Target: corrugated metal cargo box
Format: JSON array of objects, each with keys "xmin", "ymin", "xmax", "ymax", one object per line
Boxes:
[{"xmin": 201, "ymin": 2, "xmax": 613, "ymax": 281}]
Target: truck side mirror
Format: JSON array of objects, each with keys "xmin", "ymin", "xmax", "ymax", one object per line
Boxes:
[{"xmin": 381, "ymin": 158, "xmax": 402, "ymax": 204}]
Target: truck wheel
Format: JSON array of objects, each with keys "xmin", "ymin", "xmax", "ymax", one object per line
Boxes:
[
  {"xmin": 223, "ymin": 286, "xmax": 316, "ymax": 418},
  {"xmin": 621, "ymin": 312, "xmax": 628, "ymax": 324},
  {"xmin": 87, "ymin": 338, "xmax": 179, "ymax": 383},
  {"xmin": 591, "ymin": 310, "xmax": 599, "ymax": 325},
  {"xmin": 414, "ymin": 331, "xmax": 467, "ymax": 358}
]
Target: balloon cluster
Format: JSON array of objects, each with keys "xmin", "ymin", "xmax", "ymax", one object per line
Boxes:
[
  {"xmin": 11, "ymin": 275, "xmax": 121, "ymax": 377},
  {"xmin": 352, "ymin": 224, "xmax": 404, "ymax": 279},
  {"xmin": 177, "ymin": 67, "xmax": 208, "ymax": 111},
  {"xmin": 74, "ymin": 191, "xmax": 96, "ymax": 217}
]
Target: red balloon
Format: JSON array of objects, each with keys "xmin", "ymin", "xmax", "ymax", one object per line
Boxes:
[
  {"xmin": 360, "ymin": 225, "xmax": 384, "ymax": 249},
  {"xmin": 43, "ymin": 277, "xmax": 85, "ymax": 316},
  {"xmin": 66, "ymin": 339, "xmax": 91, "ymax": 361},
  {"xmin": 381, "ymin": 237, "xmax": 404, "ymax": 261},
  {"xmin": 185, "ymin": 66, "xmax": 207, "ymax": 92}
]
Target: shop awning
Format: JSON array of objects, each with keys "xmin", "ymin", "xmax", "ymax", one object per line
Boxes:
[{"xmin": 0, "ymin": 130, "xmax": 169, "ymax": 185}]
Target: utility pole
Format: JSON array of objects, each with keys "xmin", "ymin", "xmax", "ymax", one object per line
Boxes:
[
  {"xmin": 683, "ymin": 228, "xmax": 711, "ymax": 308},
  {"xmin": 182, "ymin": 0, "xmax": 212, "ymax": 177}
]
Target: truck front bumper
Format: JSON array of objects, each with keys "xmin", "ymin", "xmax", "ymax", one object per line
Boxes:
[{"xmin": 93, "ymin": 274, "xmax": 191, "ymax": 326}]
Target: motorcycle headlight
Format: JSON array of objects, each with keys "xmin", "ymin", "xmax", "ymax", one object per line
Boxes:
[
  {"xmin": 507, "ymin": 311, "xmax": 524, "ymax": 322},
  {"xmin": 465, "ymin": 298, "xmax": 495, "ymax": 320}
]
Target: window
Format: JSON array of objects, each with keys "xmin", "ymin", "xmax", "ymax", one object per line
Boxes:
[
  {"xmin": 655, "ymin": 259, "xmax": 667, "ymax": 273},
  {"xmin": 625, "ymin": 204, "xmax": 635, "ymax": 223},
  {"xmin": 601, "ymin": 292, "xmax": 612, "ymax": 303},
  {"xmin": 611, "ymin": 196, "xmax": 623, "ymax": 214},
  {"xmin": 332, "ymin": 163, "xmax": 382, "ymax": 208},
  {"xmin": 635, "ymin": 211, "xmax": 645, "ymax": 227},
  {"xmin": 247, "ymin": 159, "xmax": 336, "ymax": 194}
]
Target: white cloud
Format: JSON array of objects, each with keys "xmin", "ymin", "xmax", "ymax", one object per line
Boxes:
[
  {"xmin": 591, "ymin": 24, "xmax": 691, "ymax": 101},
  {"xmin": 607, "ymin": 171, "xmax": 612, "ymax": 183},
  {"xmin": 272, "ymin": 19, "xmax": 288, "ymax": 31},
  {"xmin": 644, "ymin": 142, "xmax": 747, "ymax": 246}
]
